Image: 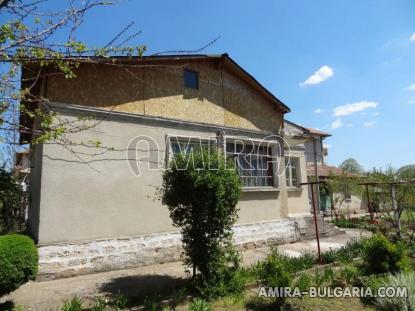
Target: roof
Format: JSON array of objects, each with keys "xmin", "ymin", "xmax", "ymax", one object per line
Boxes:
[
  {"xmin": 305, "ymin": 127, "xmax": 331, "ymax": 137},
  {"xmin": 285, "ymin": 120, "xmax": 331, "ymax": 137},
  {"xmin": 22, "ymin": 53, "xmax": 291, "ymax": 114},
  {"xmin": 307, "ymin": 164, "xmax": 355, "ymax": 177}
]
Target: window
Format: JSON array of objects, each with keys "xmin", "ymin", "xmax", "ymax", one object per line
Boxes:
[
  {"xmin": 285, "ymin": 157, "xmax": 300, "ymax": 188},
  {"xmin": 184, "ymin": 69, "xmax": 198, "ymax": 89},
  {"xmin": 226, "ymin": 141, "xmax": 274, "ymax": 188},
  {"xmin": 168, "ymin": 137, "xmax": 216, "ymax": 162}
]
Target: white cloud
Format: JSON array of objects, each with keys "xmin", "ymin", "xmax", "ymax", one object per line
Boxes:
[
  {"xmin": 363, "ymin": 121, "xmax": 376, "ymax": 127},
  {"xmin": 408, "ymin": 84, "xmax": 415, "ymax": 92},
  {"xmin": 410, "ymin": 33, "xmax": 415, "ymax": 42},
  {"xmin": 314, "ymin": 108, "xmax": 324, "ymax": 114},
  {"xmin": 300, "ymin": 65, "xmax": 334, "ymax": 86},
  {"xmin": 333, "ymin": 101, "xmax": 378, "ymax": 117},
  {"xmin": 372, "ymin": 112, "xmax": 380, "ymax": 116},
  {"xmin": 330, "ymin": 119, "xmax": 344, "ymax": 130}
]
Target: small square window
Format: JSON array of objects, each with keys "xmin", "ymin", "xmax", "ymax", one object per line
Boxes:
[{"xmin": 184, "ymin": 69, "xmax": 198, "ymax": 89}]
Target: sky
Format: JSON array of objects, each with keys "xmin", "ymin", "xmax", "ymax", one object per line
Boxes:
[{"xmin": 2, "ymin": 0, "xmax": 415, "ymax": 170}]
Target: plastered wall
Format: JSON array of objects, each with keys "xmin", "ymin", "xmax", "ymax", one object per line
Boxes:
[{"xmin": 34, "ymin": 111, "xmax": 290, "ymax": 244}]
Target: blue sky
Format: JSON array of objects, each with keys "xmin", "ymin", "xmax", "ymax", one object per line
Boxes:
[{"xmin": 2, "ymin": 0, "xmax": 415, "ymax": 170}]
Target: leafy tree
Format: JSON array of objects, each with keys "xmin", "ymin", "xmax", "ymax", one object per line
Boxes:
[
  {"xmin": 397, "ymin": 165, "xmax": 415, "ymax": 180},
  {"xmin": 161, "ymin": 149, "xmax": 243, "ymax": 298},
  {"xmin": 326, "ymin": 172, "xmax": 361, "ymax": 218},
  {"xmin": 0, "ymin": 168, "xmax": 23, "ymax": 233},
  {"xmin": 339, "ymin": 158, "xmax": 364, "ymax": 175},
  {"xmin": 0, "ymin": 0, "xmax": 144, "ymax": 156},
  {"xmin": 365, "ymin": 167, "xmax": 415, "ymax": 238}
]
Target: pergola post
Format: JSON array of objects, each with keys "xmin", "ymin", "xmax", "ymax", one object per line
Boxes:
[
  {"xmin": 390, "ymin": 184, "xmax": 401, "ymax": 238},
  {"xmin": 300, "ymin": 180, "xmax": 323, "ymax": 264}
]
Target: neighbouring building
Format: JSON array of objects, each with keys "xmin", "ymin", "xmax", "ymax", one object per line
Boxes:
[{"xmin": 20, "ymin": 54, "xmax": 341, "ymax": 279}]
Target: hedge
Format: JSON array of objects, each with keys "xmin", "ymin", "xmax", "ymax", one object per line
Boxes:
[{"xmin": 0, "ymin": 234, "xmax": 38, "ymax": 297}]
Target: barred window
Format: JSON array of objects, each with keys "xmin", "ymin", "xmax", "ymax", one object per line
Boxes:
[
  {"xmin": 226, "ymin": 142, "xmax": 274, "ymax": 188},
  {"xmin": 168, "ymin": 137, "xmax": 216, "ymax": 159},
  {"xmin": 285, "ymin": 157, "xmax": 300, "ymax": 187}
]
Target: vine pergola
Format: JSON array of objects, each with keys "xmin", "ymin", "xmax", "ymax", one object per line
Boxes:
[{"xmin": 358, "ymin": 179, "xmax": 415, "ymax": 237}]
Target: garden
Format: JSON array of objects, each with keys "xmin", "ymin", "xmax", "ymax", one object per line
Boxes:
[{"xmin": 1, "ymin": 153, "xmax": 415, "ymax": 310}]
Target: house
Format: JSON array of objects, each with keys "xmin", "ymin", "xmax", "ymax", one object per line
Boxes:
[
  {"xmin": 284, "ymin": 121, "xmax": 366, "ymax": 214},
  {"xmin": 21, "ymin": 54, "xmax": 341, "ymax": 279}
]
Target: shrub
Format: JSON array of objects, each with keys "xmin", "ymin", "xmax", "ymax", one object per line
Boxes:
[
  {"xmin": 161, "ymin": 149, "xmax": 242, "ymax": 299},
  {"xmin": 321, "ymin": 249, "xmax": 337, "ymax": 264},
  {"xmin": 258, "ymin": 252, "xmax": 292, "ymax": 304},
  {"xmin": 188, "ymin": 298, "xmax": 211, "ymax": 311},
  {"xmin": 374, "ymin": 272, "xmax": 415, "ymax": 311},
  {"xmin": 312, "ymin": 267, "xmax": 335, "ymax": 286},
  {"xmin": 264, "ymin": 249, "xmax": 315, "ymax": 273},
  {"xmin": 361, "ymin": 234, "xmax": 408, "ymax": 275},
  {"xmin": 284, "ymin": 252, "xmax": 315, "ymax": 273},
  {"xmin": 294, "ymin": 273, "xmax": 311, "ymax": 292},
  {"xmin": 358, "ymin": 274, "xmax": 388, "ymax": 305},
  {"xmin": 321, "ymin": 238, "xmax": 365, "ymax": 264},
  {"xmin": 0, "ymin": 234, "xmax": 38, "ymax": 297}
]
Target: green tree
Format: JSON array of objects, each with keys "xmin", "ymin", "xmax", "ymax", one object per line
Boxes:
[
  {"xmin": 0, "ymin": 0, "xmax": 144, "ymax": 153},
  {"xmin": 0, "ymin": 168, "xmax": 23, "ymax": 233},
  {"xmin": 339, "ymin": 158, "xmax": 364, "ymax": 175},
  {"xmin": 161, "ymin": 149, "xmax": 243, "ymax": 298},
  {"xmin": 397, "ymin": 165, "xmax": 415, "ymax": 179}
]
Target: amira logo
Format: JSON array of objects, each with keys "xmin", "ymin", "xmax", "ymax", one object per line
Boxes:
[{"xmin": 125, "ymin": 134, "xmax": 291, "ymax": 178}]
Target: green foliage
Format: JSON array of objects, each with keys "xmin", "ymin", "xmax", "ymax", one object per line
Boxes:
[
  {"xmin": 260, "ymin": 248, "xmax": 316, "ymax": 274},
  {"xmin": 357, "ymin": 274, "xmax": 388, "ymax": 304},
  {"xmin": 257, "ymin": 252, "xmax": 292, "ymax": 299},
  {"xmin": 188, "ymin": 298, "xmax": 211, "ymax": 311},
  {"xmin": 61, "ymin": 297, "xmax": 83, "ymax": 311},
  {"xmin": 91, "ymin": 297, "xmax": 107, "ymax": 311},
  {"xmin": 361, "ymin": 234, "xmax": 408, "ymax": 275},
  {"xmin": 161, "ymin": 149, "xmax": 242, "ymax": 299},
  {"xmin": 112, "ymin": 292, "xmax": 128, "ymax": 310},
  {"xmin": 339, "ymin": 158, "xmax": 364, "ymax": 175},
  {"xmin": 0, "ymin": 234, "xmax": 38, "ymax": 297},
  {"xmin": 326, "ymin": 173, "xmax": 362, "ymax": 215},
  {"xmin": 143, "ymin": 296, "xmax": 159, "ymax": 311},
  {"xmin": 338, "ymin": 265, "xmax": 359, "ymax": 284},
  {"xmin": 0, "ymin": 168, "xmax": 24, "ymax": 234},
  {"xmin": 321, "ymin": 238, "xmax": 365, "ymax": 264},
  {"xmin": 331, "ymin": 216, "xmax": 377, "ymax": 231},
  {"xmin": 312, "ymin": 267, "xmax": 335, "ymax": 286},
  {"xmin": 294, "ymin": 273, "xmax": 311, "ymax": 292},
  {"xmin": 256, "ymin": 249, "xmax": 316, "ymax": 301},
  {"xmin": 374, "ymin": 272, "xmax": 415, "ymax": 311}
]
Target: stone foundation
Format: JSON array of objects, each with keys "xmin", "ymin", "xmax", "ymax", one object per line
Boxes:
[{"xmin": 38, "ymin": 216, "xmax": 342, "ymax": 280}]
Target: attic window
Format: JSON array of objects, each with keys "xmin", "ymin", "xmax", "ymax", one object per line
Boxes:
[{"xmin": 184, "ymin": 69, "xmax": 198, "ymax": 89}]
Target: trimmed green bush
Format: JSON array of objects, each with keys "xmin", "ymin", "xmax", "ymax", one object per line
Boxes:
[
  {"xmin": 161, "ymin": 149, "xmax": 242, "ymax": 299},
  {"xmin": 362, "ymin": 234, "xmax": 408, "ymax": 275},
  {"xmin": 0, "ymin": 234, "xmax": 38, "ymax": 296}
]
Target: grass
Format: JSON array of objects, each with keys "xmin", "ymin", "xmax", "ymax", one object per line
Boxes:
[{"xmin": 284, "ymin": 296, "xmax": 376, "ymax": 311}]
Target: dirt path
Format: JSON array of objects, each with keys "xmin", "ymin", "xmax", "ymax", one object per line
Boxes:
[{"xmin": 1, "ymin": 229, "xmax": 370, "ymax": 310}]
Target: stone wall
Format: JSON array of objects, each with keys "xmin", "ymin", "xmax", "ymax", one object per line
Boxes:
[{"xmin": 37, "ymin": 216, "xmax": 343, "ymax": 280}]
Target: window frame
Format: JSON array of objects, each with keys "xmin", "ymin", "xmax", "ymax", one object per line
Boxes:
[
  {"xmin": 285, "ymin": 157, "xmax": 301, "ymax": 189},
  {"xmin": 166, "ymin": 135, "xmax": 217, "ymax": 164},
  {"xmin": 183, "ymin": 69, "xmax": 199, "ymax": 90},
  {"xmin": 224, "ymin": 136, "xmax": 280, "ymax": 191}
]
